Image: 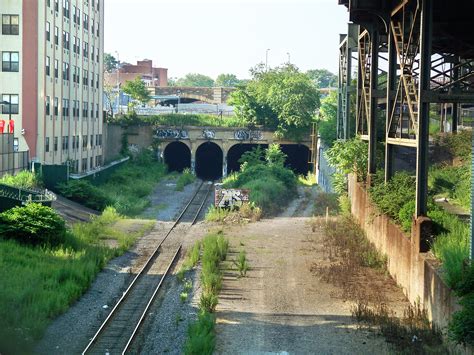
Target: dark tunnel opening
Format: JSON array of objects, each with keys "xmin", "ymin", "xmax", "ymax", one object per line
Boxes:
[
  {"xmin": 196, "ymin": 142, "xmax": 223, "ymax": 180},
  {"xmin": 164, "ymin": 141, "xmax": 191, "ymax": 173},
  {"xmin": 227, "ymin": 144, "xmax": 268, "ymax": 173},
  {"xmin": 280, "ymin": 144, "xmax": 311, "ymax": 175}
]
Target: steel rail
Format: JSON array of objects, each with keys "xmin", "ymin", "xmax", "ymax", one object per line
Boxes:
[{"xmin": 82, "ymin": 180, "xmax": 209, "ymax": 354}]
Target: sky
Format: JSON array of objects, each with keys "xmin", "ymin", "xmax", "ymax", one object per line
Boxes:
[{"xmin": 104, "ymin": 0, "xmax": 349, "ymax": 80}]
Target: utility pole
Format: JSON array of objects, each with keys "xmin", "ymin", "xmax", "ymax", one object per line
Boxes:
[{"xmin": 265, "ymin": 48, "xmax": 271, "ymax": 71}]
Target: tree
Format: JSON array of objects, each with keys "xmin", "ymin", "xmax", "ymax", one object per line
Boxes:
[
  {"xmin": 104, "ymin": 53, "xmax": 118, "ymax": 73},
  {"xmin": 229, "ymin": 63, "xmax": 320, "ymax": 139},
  {"xmin": 176, "ymin": 73, "xmax": 214, "ymax": 87},
  {"xmin": 318, "ymin": 90, "xmax": 338, "ymax": 147},
  {"xmin": 122, "ymin": 77, "xmax": 150, "ymax": 110},
  {"xmin": 306, "ymin": 69, "xmax": 338, "ymax": 88},
  {"xmin": 215, "ymin": 73, "xmax": 240, "ymax": 87}
]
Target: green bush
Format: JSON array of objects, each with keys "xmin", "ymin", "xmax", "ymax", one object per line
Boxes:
[
  {"xmin": 176, "ymin": 168, "xmax": 196, "ymax": 191},
  {"xmin": 449, "ymin": 294, "xmax": 474, "ymax": 345},
  {"xmin": 0, "ymin": 203, "xmax": 66, "ymax": 246},
  {"xmin": 184, "ymin": 311, "xmax": 216, "ymax": 355},
  {"xmin": 57, "ymin": 179, "xmax": 111, "ymax": 210},
  {"xmin": 0, "ymin": 170, "xmax": 42, "ymax": 189}
]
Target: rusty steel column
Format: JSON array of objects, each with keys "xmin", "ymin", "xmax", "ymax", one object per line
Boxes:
[
  {"xmin": 415, "ymin": 0, "xmax": 433, "ymax": 217},
  {"xmin": 385, "ymin": 27, "xmax": 397, "ymax": 182},
  {"xmin": 368, "ymin": 29, "xmax": 379, "ymax": 178}
]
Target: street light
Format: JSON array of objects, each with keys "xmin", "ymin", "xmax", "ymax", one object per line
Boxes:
[
  {"xmin": 287, "ymin": 52, "xmax": 291, "ymax": 64},
  {"xmin": 265, "ymin": 48, "xmax": 271, "ymax": 71}
]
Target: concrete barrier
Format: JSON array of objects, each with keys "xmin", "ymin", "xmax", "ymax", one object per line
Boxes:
[{"xmin": 347, "ymin": 174, "xmax": 459, "ymax": 329}]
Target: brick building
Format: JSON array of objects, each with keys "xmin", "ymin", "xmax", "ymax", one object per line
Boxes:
[{"xmin": 104, "ymin": 59, "xmax": 168, "ymax": 87}]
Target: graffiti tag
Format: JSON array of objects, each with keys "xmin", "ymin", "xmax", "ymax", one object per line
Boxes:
[
  {"xmin": 202, "ymin": 129, "xmax": 216, "ymax": 139},
  {"xmin": 156, "ymin": 129, "xmax": 189, "ymax": 139},
  {"xmin": 215, "ymin": 186, "xmax": 250, "ymax": 209},
  {"xmin": 234, "ymin": 130, "xmax": 263, "ymax": 141}
]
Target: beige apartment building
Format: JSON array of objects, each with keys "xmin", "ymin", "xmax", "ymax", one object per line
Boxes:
[{"xmin": 0, "ymin": 0, "xmax": 104, "ymax": 173}]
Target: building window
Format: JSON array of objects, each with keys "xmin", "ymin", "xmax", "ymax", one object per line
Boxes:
[
  {"xmin": 54, "ymin": 26, "xmax": 59, "ymax": 45},
  {"xmin": 96, "ymin": 45, "xmax": 99, "ymax": 62},
  {"xmin": 1, "ymin": 94, "xmax": 19, "ymax": 114},
  {"xmin": 96, "ymin": 21, "xmax": 99, "ymax": 37},
  {"xmin": 45, "ymin": 56, "xmax": 50, "ymax": 76},
  {"xmin": 91, "ymin": 18, "xmax": 94, "ymax": 34},
  {"xmin": 90, "ymin": 156, "xmax": 93, "ymax": 169},
  {"xmin": 2, "ymin": 52, "xmax": 19, "ymax": 72},
  {"xmin": 96, "ymin": 103, "xmax": 99, "ymax": 118},
  {"xmin": 45, "ymin": 137, "xmax": 50, "ymax": 152},
  {"xmin": 82, "ymin": 69, "xmax": 88, "ymax": 86},
  {"xmin": 62, "ymin": 136, "xmax": 69, "ymax": 150},
  {"xmin": 83, "ymin": 41, "xmax": 88, "ymax": 58},
  {"xmin": 90, "ymin": 45, "xmax": 94, "ymax": 61},
  {"xmin": 47, "ymin": 0, "xmax": 51, "ymax": 7},
  {"xmin": 46, "ymin": 22, "xmax": 50, "ymax": 41},
  {"xmin": 54, "ymin": 136, "xmax": 58, "ymax": 151},
  {"xmin": 54, "ymin": 59, "xmax": 58, "ymax": 78},
  {"xmin": 90, "ymin": 71, "xmax": 94, "ymax": 87},
  {"xmin": 82, "ymin": 157, "xmax": 87, "ymax": 171},
  {"xmin": 83, "ymin": 134, "xmax": 88, "ymax": 149},
  {"xmin": 54, "ymin": 97, "xmax": 58, "ymax": 116},
  {"xmin": 90, "ymin": 134, "xmax": 94, "ymax": 148},
  {"xmin": 96, "ymin": 73, "xmax": 99, "ymax": 88},
  {"xmin": 62, "ymin": 62, "xmax": 69, "ymax": 80},
  {"xmin": 83, "ymin": 101, "xmax": 88, "ymax": 117},
  {"xmin": 76, "ymin": 135, "xmax": 79, "ymax": 149},
  {"xmin": 54, "ymin": 0, "xmax": 59, "ymax": 12},
  {"xmin": 2, "ymin": 15, "xmax": 19, "ymax": 35},
  {"xmin": 83, "ymin": 14, "xmax": 89, "ymax": 30},
  {"xmin": 63, "ymin": 0, "xmax": 70, "ymax": 18},
  {"xmin": 90, "ymin": 105, "xmax": 94, "ymax": 119},
  {"xmin": 62, "ymin": 98, "xmax": 69, "ymax": 117},
  {"xmin": 45, "ymin": 96, "xmax": 50, "ymax": 115},
  {"xmin": 63, "ymin": 31, "xmax": 70, "ymax": 50}
]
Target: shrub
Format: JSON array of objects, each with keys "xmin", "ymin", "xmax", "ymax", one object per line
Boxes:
[
  {"xmin": 235, "ymin": 250, "xmax": 249, "ymax": 277},
  {"xmin": 176, "ymin": 168, "xmax": 196, "ymax": 191},
  {"xmin": 449, "ymin": 294, "xmax": 474, "ymax": 346},
  {"xmin": 184, "ymin": 311, "xmax": 216, "ymax": 355},
  {"xmin": 57, "ymin": 179, "xmax": 111, "ymax": 210},
  {"xmin": 0, "ymin": 203, "xmax": 66, "ymax": 246},
  {"xmin": 0, "ymin": 170, "xmax": 42, "ymax": 189},
  {"xmin": 199, "ymin": 292, "xmax": 218, "ymax": 313},
  {"xmin": 325, "ymin": 138, "xmax": 369, "ymax": 185}
]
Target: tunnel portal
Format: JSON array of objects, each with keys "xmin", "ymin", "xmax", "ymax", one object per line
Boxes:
[
  {"xmin": 195, "ymin": 142, "xmax": 223, "ymax": 180},
  {"xmin": 164, "ymin": 141, "xmax": 191, "ymax": 173},
  {"xmin": 280, "ymin": 144, "xmax": 311, "ymax": 175},
  {"xmin": 227, "ymin": 144, "xmax": 268, "ymax": 173}
]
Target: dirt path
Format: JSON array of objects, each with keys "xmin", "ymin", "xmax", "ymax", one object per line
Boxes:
[{"xmin": 214, "ymin": 217, "xmax": 393, "ymax": 354}]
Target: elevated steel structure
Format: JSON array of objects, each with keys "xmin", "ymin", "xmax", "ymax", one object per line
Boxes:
[{"xmin": 337, "ymin": 0, "xmax": 474, "ymax": 251}]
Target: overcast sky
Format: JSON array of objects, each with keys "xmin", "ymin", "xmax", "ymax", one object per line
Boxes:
[{"xmin": 104, "ymin": 0, "xmax": 349, "ymax": 80}]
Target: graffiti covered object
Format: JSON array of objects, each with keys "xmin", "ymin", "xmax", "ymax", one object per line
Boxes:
[
  {"xmin": 156, "ymin": 129, "xmax": 189, "ymax": 139},
  {"xmin": 234, "ymin": 130, "xmax": 263, "ymax": 141},
  {"xmin": 215, "ymin": 186, "xmax": 250, "ymax": 208}
]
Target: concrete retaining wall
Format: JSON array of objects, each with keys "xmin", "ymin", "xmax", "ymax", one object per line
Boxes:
[{"xmin": 348, "ymin": 174, "xmax": 459, "ymax": 329}]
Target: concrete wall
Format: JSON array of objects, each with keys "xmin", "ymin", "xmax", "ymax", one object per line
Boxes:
[{"xmin": 348, "ymin": 174, "xmax": 459, "ymax": 329}]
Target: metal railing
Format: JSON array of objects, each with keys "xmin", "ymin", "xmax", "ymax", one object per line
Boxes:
[{"xmin": 0, "ymin": 183, "xmax": 56, "ymax": 203}]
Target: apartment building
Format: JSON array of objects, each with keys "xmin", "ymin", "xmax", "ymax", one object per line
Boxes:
[{"xmin": 0, "ymin": 0, "xmax": 104, "ymax": 173}]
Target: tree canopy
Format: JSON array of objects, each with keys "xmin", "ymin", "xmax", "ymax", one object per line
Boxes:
[
  {"xmin": 229, "ymin": 64, "xmax": 320, "ymax": 139},
  {"xmin": 122, "ymin": 77, "xmax": 150, "ymax": 108},
  {"xmin": 176, "ymin": 73, "xmax": 214, "ymax": 87},
  {"xmin": 306, "ymin": 69, "xmax": 337, "ymax": 88},
  {"xmin": 215, "ymin": 73, "xmax": 240, "ymax": 87},
  {"xmin": 104, "ymin": 53, "xmax": 118, "ymax": 73},
  {"xmin": 318, "ymin": 90, "xmax": 338, "ymax": 147}
]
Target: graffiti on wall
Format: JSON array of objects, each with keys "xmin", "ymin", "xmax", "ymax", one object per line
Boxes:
[
  {"xmin": 202, "ymin": 129, "xmax": 216, "ymax": 139},
  {"xmin": 156, "ymin": 129, "xmax": 189, "ymax": 139},
  {"xmin": 215, "ymin": 186, "xmax": 250, "ymax": 209},
  {"xmin": 234, "ymin": 130, "xmax": 263, "ymax": 141}
]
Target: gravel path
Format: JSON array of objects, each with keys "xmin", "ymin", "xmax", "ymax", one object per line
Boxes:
[
  {"xmin": 34, "ymin": 179, "xmax": 203, "ymax": 354},
  {"xmin": 214, "ymin": 217, "xmax": 394, "ymax": 354}
]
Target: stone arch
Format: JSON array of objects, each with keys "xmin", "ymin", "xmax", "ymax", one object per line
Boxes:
[
  {"xmin": 195, "ymin": 141, "xmax": 223, "ymax": 180},
  {"xmin": 280, "ymin": 144, "xmax": 311, "ymax": 175},
  {"xmin": 163, "ymin": 141, "xmax": 191, "ymax": 173}
]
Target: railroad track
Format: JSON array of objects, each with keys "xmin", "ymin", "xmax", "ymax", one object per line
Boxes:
[{"xmin": 82, "ymin": 181, "xmax": 213, "ymax": 355}]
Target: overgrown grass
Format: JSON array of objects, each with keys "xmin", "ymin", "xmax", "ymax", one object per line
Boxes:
[
  {"xmin": 234, "ymin": 250, "xmax": 250, "ymax": 277},
  {"xmin": 313, "ymin": 192, "xmax": 340, "ymax": 216},
  {"xmin": 429, "ymin": 164, "xmax": 470, "ymax": 211},
  {"xmin": 0, "ymin": 207, "xmax": 152, "ymax": 354},
  {"xmin": 0, "ymin": 170, "xmax": 42, "ymax": 189},
  {"xmin": 205, "ymin": 203, "xmax": 261, "ymax": 224},
  {"xmin": 177, "ymin": 241, "xmax": 201, "ymax": 282},
  {"xmin": 298, "ymin": 173, "xmax": 317, "ymax": 186},
  {"xmin": 58, "ymin": 151, "xmax": 167, "ymax": 216},
  {"xmin": 176, "ymin": 168, "xmax": 196, "ymax": 191},
  {"xmin": 109, "ymin": 113, "xmax": 246, "ymax": 128},
  {"xmin": 184, "ymin": 233, "xmax": 229, "ymax": 355}
]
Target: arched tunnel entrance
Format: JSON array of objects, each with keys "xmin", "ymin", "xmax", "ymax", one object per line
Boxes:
[
  {"xmin": 196, "ymin": 142, "xmax": 223, "ymax": 180},
  {"xmin": 227, "ymin": 144, "xmax": 268, "ymax": 173},
  {"xmin": 164, "ymin": 141, "xmax": 191, "ymax": 173},
  {"xmin": 280, "ymin": 144, "xmax": 311, "ymax": 175}
]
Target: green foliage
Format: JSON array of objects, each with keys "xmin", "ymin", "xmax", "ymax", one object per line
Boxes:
[
  {"xmin": 265, "ymin": 143, "xmax": 286, "ymax": 167},
  {"xmin": 104, "ymin": 52, "xmax": 118, "ymax": 73},
  {"xmin": 205, "ymin": 205, "xmax": 231, "ymax": 222},
  {"xmin": 177, "ymin": 73, "xmax": 214, "ymax": 87},
  {"xmin": 0, "ymin": 203, "xmax": 66, "ymax": 246},
  {"xmin": 107, "ymin": 112, "xmax": 246, "ymax": 128},
  {"xmin": 229, "ymin": 63, "xmax": 320, "ymax": 139},
  {"xmin": 442, "ymin": 130, "xmax": 472, "ymax": 163},
  {"xmin": 122, "ymin": 76, "xmax": 151, "ymax": 106},
  {"xmin": 369, "ymin": 171, "xmax": 416, "ymax": 227},
  {"xmin": 57, "ymin": 179, "xmax": 112, "ymax": 210},
  {"xmin": 199, "ymin": 292, "xmax": 219, "ymax": 313},
  {"xmin": 449, "ymin": 294, "xmax": 474, "ymax": 346},
  {"xmin": 184, "ymin": 311, "xmax": 216, "ymax": 355},
  {"xmin": 306, "ymin": 68, "xmax": 338, "ymax": 88},
  {"xmin": 429, "ymin": 164, "xmax": 470, "ymax": 210},
  {"xmin": 215, "ymin": 73, "xmax": 240, "ymax": 87},
  {"xmin": 318, "ymin": 90, "xmax": 338, "ymax": 147},
  {"xmin": 176, "ymin": 168, "xmax": 196, "ymax": 191},
  {"xmin": 313, "ymin": 192, "xmax": 340, "ymax": 216},
  {"xmin": 235, "ymin": 250, "xmax": 249, "ymax": 277},
  {"xmin": 0, "ymin": 207, "xmax": 150, "ymax": 353},
  {"xmin": 0, "ymin": 170, "xmax": 42, "ymax": 189},
  {"xmin": 325, "ymin": 138, "xmax": 369, "ymax": 193},
  {"xmin": 58, "ymin": 151, "xmax": 167, "ymax": 216}
]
